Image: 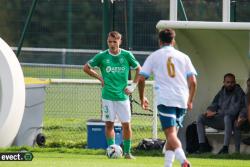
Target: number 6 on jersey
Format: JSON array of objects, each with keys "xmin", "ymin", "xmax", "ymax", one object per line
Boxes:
[{"xmin": 167, "ymin": 57, "xmax": 175, "ymax": 77}]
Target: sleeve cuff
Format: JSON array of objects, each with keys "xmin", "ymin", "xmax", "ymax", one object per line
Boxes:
[
  {"xmin": 187, "ymin": 72, "xmax": 197, "ymax": 78},
  {"xmin": 139, "ymin": 71, "xmax": 150, "ymax": 79},
  {"xmin": 87, "ymin": 63, "xmax": 94, "ymax": 69}
]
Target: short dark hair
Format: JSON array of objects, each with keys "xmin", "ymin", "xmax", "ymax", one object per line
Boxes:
[
  {"xmin": 108, "ymin": 31, "xmax": 122, "ymax": 40},
  {"xmin": 223, "ymin": 73, "xmax": 235, "ymax": 81},
  {"xmin": 159, "ymin": 28, "xmax": 175, "ymax": 44}
]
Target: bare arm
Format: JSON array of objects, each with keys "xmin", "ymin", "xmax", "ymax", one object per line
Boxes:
[
  {"xmin": 187, "ymin": 75, "xmax": 197, "ymax": 111},
  {"xmin": 83, "ymin": 64, "xmax": 104, "ymax": 86},
  {"xmin": 138, "ymin": 75, "xmax": 149, "ymax": 110},
  {"xmin": 132, "ymin": 66, "xmax": 141, "ymax": 83},
  {"xmin": 138, "ymin": 75, "xmax": 145, "ymax": 102}
]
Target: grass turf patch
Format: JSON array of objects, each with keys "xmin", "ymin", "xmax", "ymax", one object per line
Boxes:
[{"xmin": 1, "ymin": 148, "xmax": 250, "ymax": 167}]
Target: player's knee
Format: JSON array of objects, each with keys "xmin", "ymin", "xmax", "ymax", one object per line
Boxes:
[
  {"xmin": 197, "ymin": 114, "xmax": 206, "ymax": 124},
  {"xmin": 106, "ymin": 122, "xmax": 114, "ymax": 130}
]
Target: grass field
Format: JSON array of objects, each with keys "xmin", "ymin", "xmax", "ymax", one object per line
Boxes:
[{"xmin": 1, "ymin": 148, "xmax": 250, "ymax": 167}]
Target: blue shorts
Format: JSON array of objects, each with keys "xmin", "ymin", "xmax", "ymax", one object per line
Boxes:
[{"xmin": 157, "ymin": 105, "xmax": 187, "ymax": 130}]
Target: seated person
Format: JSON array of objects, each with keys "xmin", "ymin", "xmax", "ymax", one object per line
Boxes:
[
  {"xmin": 196, "ymin": 73, "xmax": 246, "ymax": 154},
  {"xmin": 234, "ymin": 78, "xmax": 250, "ymax": 147}
]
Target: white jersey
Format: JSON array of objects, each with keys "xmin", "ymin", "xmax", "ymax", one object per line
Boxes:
[{"xmin": 140, "ymin": 46, "xmax": 197, "ymax": 108}]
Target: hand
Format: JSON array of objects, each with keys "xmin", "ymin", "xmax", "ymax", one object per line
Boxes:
[
  {"xmin": 235, "ymin": 117, "xmax": 247, "ymax": 127},
  {"xmin": 187, "ymin": 101, "xmax": 193, "ymax": 111},
  {"xmin": 125, "ymin": 83, "xmax": 137, "ymax": 95},
  {"xmin": 204, "ymin": 110, "xmax": 216, "ymax": 118},
  {"xmin": 140, "ymin": 96, "xmax": 149, "ymax": 110}
]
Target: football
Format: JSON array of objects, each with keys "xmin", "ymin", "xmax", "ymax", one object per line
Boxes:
[{"xmin": 106, "ymin": 144, "xmax": 123, "ymax": 159}]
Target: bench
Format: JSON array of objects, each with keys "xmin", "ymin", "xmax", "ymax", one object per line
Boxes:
[{"xmin": 205, "ymin": 128, "xmax": 250, "ymax": 154}]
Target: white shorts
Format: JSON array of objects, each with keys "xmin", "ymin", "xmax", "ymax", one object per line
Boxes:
[{"xmin": 102, "ymin": 99, "xmax": 131, "ymax": 123}]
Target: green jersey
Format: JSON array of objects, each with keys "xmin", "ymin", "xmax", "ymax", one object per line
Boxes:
[{"xmin": 88, "ymin": 49, "xmax": 139, "ymax": 101}]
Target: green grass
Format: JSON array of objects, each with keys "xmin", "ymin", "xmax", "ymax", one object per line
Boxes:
[
  {"xmin": 1, "ymin": 148, "xmax": 250, "ymax": 167},
  {"xmin": 0, "ymin": 153, "xmax": 163, "ymax": 167},
  {"xmin": 22, "ymin": 66, "xmax": 87, "ymax": 79}
]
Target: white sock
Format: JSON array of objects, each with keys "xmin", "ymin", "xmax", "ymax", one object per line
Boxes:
[
  {"xmin": 164, "ymin": 150, "xmax": 175, "ymax": 167},
  {"xmin": 162, "ymin": 141, "xmax": 167, "ymax": 154},
  {"xmin": 174, "ymin": 147, "xmax": 186, "ymax": 164}
]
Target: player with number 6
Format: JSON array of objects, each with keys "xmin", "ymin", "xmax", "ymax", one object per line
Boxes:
[{"xmin": 138, "ymin": 28, "xmax": 197, "ymax": 167}]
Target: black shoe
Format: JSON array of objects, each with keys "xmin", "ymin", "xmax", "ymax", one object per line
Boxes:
[
  {"xmin": 218, "ymin": 146, "xmax": 228, "ymax": 154},
  {"xmin": 196, "ymin": 144, "xmax": 212, "ymax": 154}
]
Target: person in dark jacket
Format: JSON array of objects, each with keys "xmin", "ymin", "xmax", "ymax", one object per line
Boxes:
[
  {"xmin": 234, "ymin": 78, "xmax": 250, "ymax": 148},
  {"xmin": 196, "ymin": 73, "xmax": 246, "ymax": 154}
]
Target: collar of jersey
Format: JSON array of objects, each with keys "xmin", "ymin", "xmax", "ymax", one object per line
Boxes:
[
  {"xmin": 161, "ymin": 45, "xmax": 173, "ymax": 49},
  {"xmin": 108, "ymin": 49, "xmax": 121, "ymax": 56}
]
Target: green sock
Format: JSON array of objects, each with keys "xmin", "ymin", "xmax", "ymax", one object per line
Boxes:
[
  {"xmin": 107, "ymin": 138, "xmax": 115, "ymax": 146},
  {"xmin": 123, "ymin": 139, "xmax": 131, "ymax": 154}
]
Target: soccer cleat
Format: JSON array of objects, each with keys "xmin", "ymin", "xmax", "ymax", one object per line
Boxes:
[
  {"xmin": 124, "ymin": 153, "xmax": 136, "ymax": 159},
  {"xmin": 181, "ymin": 160, "xmax": 191, "ymax": 167}
]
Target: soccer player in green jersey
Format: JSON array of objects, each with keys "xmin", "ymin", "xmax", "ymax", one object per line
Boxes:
[{"xmin": 83, "ymin": 31, "xmax": 141, "ymax": 159}]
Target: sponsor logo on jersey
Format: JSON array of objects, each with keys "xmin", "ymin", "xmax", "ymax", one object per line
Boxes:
[{"xmin": 106, "ymin": 66, "xmax": 126, "ymax": 73}]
